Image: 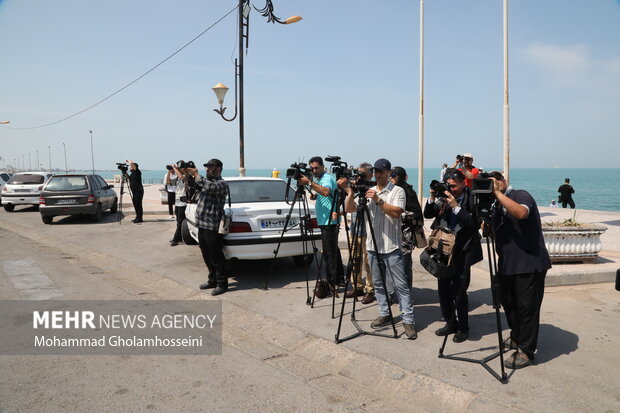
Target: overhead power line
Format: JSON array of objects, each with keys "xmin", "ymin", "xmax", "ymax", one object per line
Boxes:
[{"xmin": 9, "ymin": 6, "xmax": 237, "ymax": 130}]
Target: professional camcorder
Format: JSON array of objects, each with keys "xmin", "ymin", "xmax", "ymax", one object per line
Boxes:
[
  {"xmin": 116, "ymin": 163, "xmax": 128, "ymax": 173},
  {"xmin": 286, "ymin": 162, "xmax": 311, "ymax": 180},
  {"xmin": 325, "ymin": 155, "xmax": 351, "ymax": 179},
  {"xmin": 472, "ymin": 173, "xmax": 495, "ymax": 219}
]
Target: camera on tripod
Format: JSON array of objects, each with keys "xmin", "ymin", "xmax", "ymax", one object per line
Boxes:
[
  {"xmin": 286, "ymin": 162, "xmax": 311, "ymax": 180},
  {"xmin": 472, "ymin": 173, "xmax": 496, "ymax": 220},
  {"xmin": 325, "ymin": 155, "xmax": 351, "ymax": 179},
  {"xmin": 116, "ymin": 163, "xmax": 128, "ymax": 173}
]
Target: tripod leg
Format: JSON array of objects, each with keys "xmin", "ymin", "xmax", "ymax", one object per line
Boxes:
[{"xmin": 486, "ymin": 234, "xmax": 507, "ymax": 380}]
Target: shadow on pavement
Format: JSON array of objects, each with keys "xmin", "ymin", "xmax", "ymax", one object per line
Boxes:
[{"xmin": 535, "ymin": 324, "xmax": 579, "ymax": 364}]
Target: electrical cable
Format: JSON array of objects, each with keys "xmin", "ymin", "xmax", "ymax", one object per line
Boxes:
[{"xmin": 7, "ymin": 5, "xmax": 237, "ymax": 130}]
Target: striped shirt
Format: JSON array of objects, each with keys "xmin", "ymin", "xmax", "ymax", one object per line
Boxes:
[
  {"xmin": 365, "ymin": 182, "xmax": 405, "ymax": 254},
  {"xmin": 193, "ymin": 175, "xmax": 228, "ymax": 231}
]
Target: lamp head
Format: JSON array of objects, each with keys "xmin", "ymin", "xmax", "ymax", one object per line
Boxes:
[
  {"xmin": 212, "ymin": 83, "xmax": 229, "ymax": 107},
  {"xmin": 284, "ymin": 16, "xmax": 303, "ymax": 24}
]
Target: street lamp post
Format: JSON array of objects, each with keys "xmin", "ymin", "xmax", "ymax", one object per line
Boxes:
[
  {"xmin": 36, "ymin": 150, "xmax": 40, "ymax": 171},
  {"xmin": 89, "ymin": 130, "xmax": 95, "ymax": 174},
  {"xmin": 48, "ymin": 146, "xmax": 51, "ymax": 173},
  {"xmin": 62, "ymin": 142, "xmax": 68, "ymax": 174},
  {"xmin": 503, "ymin": 0, "xmax": 510, "ymax": 184},
  {"xmin": 29, "ymin": 152, "xmax": 31, "ymax": 170},
  {"xmin": 212, "ymin": 0, "xmax": 302, "ymax": 177}
]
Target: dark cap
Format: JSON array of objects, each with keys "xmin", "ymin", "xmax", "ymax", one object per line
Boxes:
[
  {"xmin": 204, "ymin": 158, "xmax": 223, "ymax": 168},
  {"xmin": 373, "ymin": 158, "xmax": 391, "ymax": 171}
]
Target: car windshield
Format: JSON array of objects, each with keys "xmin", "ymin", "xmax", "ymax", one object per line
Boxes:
[
  {"xmin": 46, "ymin": 176, "xmax": 89, "ymax": 191},
  {"xmin": 228, "ymin": 180, "xmax": 293, "ymax": 203},
  {"xmin": 7, "ymin": 174, "xmax": 45, "ymax": 185}
]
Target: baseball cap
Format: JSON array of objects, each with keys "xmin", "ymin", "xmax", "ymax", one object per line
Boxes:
[
  {"xmin": 373, "ymin": 158, "xmax": 392, "ymax": 171},
  {"xmin": 204, "ymin": 158, "xmax": 223, "ymax": 168},
  {"xmin": 463, "ymin": 153, "xmax": 473, "ymax": 159}
]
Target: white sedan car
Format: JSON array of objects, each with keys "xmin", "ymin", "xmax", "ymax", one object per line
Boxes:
[{"xmin": 182, "ymin": 177, "xmax": 321, "ymax": 266}]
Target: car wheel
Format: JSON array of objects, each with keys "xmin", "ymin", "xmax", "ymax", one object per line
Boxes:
[
  {"xmin": 93, "ymin": 204, "xmax": 103, "ymax": 222},
  {"xmin": 3, "ymin": 204, "xmax": 15, "ymax": 212},
  {"xmin": 42, "ymin": 216, "xmax": 53, "ymax": 225},
  {"xmin": 293, "ymin": 254, "xmax": 314, "ymax": 267},
  {"xmin": 181, "ymin": 219, "xmax": 198, "ymax": 245},
  {"xmin": 110, "ymin": 198, "xmax": 118, "ymax": 213}
]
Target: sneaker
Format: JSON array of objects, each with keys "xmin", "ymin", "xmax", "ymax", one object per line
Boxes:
[
  {"xmin": 504, "ymin": 350, "xmax": 532, "ymax": 369},
  {"xmin": 503, "ymin": 336, "xmax": 518, "ymax": 350},
  {"xmin": 361, "ymin": 292, "xmax": 375, "ymax": 304},
  {"xmin": 345, "ymin": 289, "xmax": 364, "ymax": 299},
  {"xmin": 211, "ymin": 285, "xmax": 228, "ymax": 296},
  {"xmin": 169, "ymin": 215, "xmax": 175, "ymax": 220},
  {"xmin": 370, "ymin": 315, "xmax": 392, "ymax": 329},
  {"xmin": 435, "ymin": 323, "xmax": 457, "ymax": 336},
  {"xmin": 403, "ymin": 323, "xmax": 418, "ymax": 340},
  {"xmin": 199, "ymin": 281, "xmax": 217, "ymax": 290},
  {"xmin": 452, "ymin": 330, "xmax": 469, "ymax": 343}
]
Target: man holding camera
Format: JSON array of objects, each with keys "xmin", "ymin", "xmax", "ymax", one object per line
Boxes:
[
  {"xmin": 490, "ymin": 172, "xmax": 551, "ymax": 369},
  {"xmin": 169, "ymin": 161, "xmax": 188, "ymax": 247},
  {"xmin": 452, "ymin": 153, "xmax": 480, "ymax": 189},
  {"xmin": 188, "ymin": 159, "xmax": 230, "ymax": 296},
  {"xmin": 424, "ymin": 168, "xmax": 482, "ymax": 343},
  {"xmin": 126, "ymin": 160, "xmax": 144, "ymax": 223},
  {"xmin": 298, "ymin": 156, "xmax": 344, "ymax": 287},
  {"xmin": 342, "ymin": 159, "xmax": 417, "ymax": 340}
]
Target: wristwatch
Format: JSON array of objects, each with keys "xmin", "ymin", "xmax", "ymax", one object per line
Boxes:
[{"xmin": 377, "ymin": 199, "xmax": 385, "ymax": 206}]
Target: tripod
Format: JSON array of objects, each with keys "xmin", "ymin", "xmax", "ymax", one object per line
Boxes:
[
  {"xmin": 438, "ymin": 220, "xmax": 508, "ymax": 383},
  {"xmin": 116, "ymin": 171, "xmax": 133, "ymax": 225},
  {"xmin": 335, "ymin": 195, "xmax": 398, "ymax": 343},
  {"xmin": 263, "ymin": 180, "xmax": 321, "ymax": 305}
]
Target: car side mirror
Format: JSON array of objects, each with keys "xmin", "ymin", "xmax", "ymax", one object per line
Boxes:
[{"xmin": 107, "ymin": 184, "xmax": 114, "ymax": 189}]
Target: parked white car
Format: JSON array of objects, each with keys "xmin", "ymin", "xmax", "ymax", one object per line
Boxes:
[
  {"xmin": 0, "ymin": 171, "xmax": 13, "ymax": 205},
  {"xmin": 2, "ymin": 172, "xmax": 53, "ymax": 212},
  {"xmin": 183, "ymin": 177, "xmax": 321, "ymax": 266}
]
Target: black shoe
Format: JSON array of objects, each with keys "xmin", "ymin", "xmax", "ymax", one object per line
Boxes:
[
  {"xmin": 403, "ymin": 323, "xmax": 418, "ymax": 340},
  {"xmin": 132, "ymin": 218, "xmax": 143, "ymax": 223},
  {"xmin": 370, "ymin": 315, "xmax": 393, "ymax": 329},
  {"xmin": 211, "ymin": 285, "xmax": 228, "ymax": 296},
  {"xmin": 435, "ymin": 323, "xmax": 457, "ymax": 336},
  {"xmin": 170, "ymin": 240, "xmax": 179, "ymax": 247},
  {"xmin": 452, "ymin": 330, "xmax": 469, "ymax": 343},
  {"xmin": 199, "ymin": 281, "xmax": 217, "ymax": 290}
]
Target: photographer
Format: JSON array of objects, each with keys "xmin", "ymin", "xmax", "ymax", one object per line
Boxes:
[
  {"xmin": 338, "ymin": 162, "xmax": 375, "ymax": 304},
  {"xmin": 490, "ymin": 172, "xmax": 551, "ymax": 369},
  {"xmin": 342, "ymin": 159, "xmax": 417, "ymax": 340},
  {"xmin": 125, "ymin": 160, "xmax": 144, "ymax": 223},
  {"xmin": 298, "ymin": 156, "xmax": 344, "ymax": 287},
  {"xmin": 164, "ymin": 165, "xmax": 177, "ymax": 219},
  {"xmin": 188, "ymin": 159, "xmax": 230, "ymax": 296},
  {"xmin": 389, "ymin": 167, "xmax": 424, "ymax": 286},
  {"xmin": 169, "ymin": 161, "xmax": 188, "ymax": 247},
  {"xmin": 423, "ymin": 168, "xmax": 482, "ymax": 343},
  {"xmin": 452, "ymin": 153, "xmax": 479, "ymax": 189}
]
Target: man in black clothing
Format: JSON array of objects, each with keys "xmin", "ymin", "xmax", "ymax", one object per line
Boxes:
[
  {"xmin": 423, "ymin": 168, "xmax": 483, "ymax": 343},
  {"xmin": 558, "ymin": 178, "xmax": 575, "ymax": 208},
  {"xmin": 126, "ymin": 160, "xmax": 144, "ymax": 223},
  {"xmin": 491, "ymin": 171, "xmax": 551, "ymax": 369}
]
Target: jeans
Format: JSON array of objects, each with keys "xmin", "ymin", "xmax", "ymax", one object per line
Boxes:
[
  {"xmin": 173, "ymin": 205, "xmax": 186, "ymax": 242},
  {"xmin": 368, "ymin": 249, "xmax": 415, "ymax": 325}
]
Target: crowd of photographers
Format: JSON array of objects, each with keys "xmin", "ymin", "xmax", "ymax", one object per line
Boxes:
[
  {"xmin": 121, "ymin": 151, "xmax": 550, "ymax": 369},
  {"xmin": 293, "ymin": 153, "xmax": 550, "ymax": 369}
]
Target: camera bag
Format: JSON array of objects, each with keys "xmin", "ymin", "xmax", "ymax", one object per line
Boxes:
[{"xmin": 419, "ymin": 226, "xmax": 458, "ymax": 279}]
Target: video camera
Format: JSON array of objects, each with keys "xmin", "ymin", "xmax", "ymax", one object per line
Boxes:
[
  {"xmin": 472, "ymin": 173, "xmax": 495, "ymax": 220},
  {"xmin": 325, "ymin": 155, "xmax": 351, "ymax": 179},
  {"xmin": 286, "ymin": 162, "xmax": 311, "ymax": 180},
  {"xmin": 116, "ymin": 163, "xmax": 128, "ymax": 173},
  {"xmin": 430, "ymin": 179, "xmax": 450, "ymax": 198}
]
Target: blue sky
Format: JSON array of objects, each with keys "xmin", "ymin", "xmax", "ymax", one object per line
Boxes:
[{"xmin": 1, "ymin": 0, "xmax": 619, "ymax": 171}]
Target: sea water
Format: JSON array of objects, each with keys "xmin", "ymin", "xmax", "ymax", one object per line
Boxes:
[{"xmin": 94, "ymin": 168, "xmax": 619, "ymax": 213}]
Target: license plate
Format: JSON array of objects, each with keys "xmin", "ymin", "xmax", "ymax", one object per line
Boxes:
[
  {"xmin": 14, "ymin": 189, "xmax": 31, "ymax": 193},
  {"xmin": 56, "ymin": 199, "xmax": 77, "ymax": 205},
  {"xmin": 260, "ymin": 218, "xmax": 298, "ymax": 229}
]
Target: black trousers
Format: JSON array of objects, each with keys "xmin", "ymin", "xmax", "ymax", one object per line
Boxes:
[
  {"xmin": 438, "ymin": 265, "xmax": 471, "ymax": 332},
  {"xmin": 173, "ymin": 205, "xmax": 186, "ymax": 242},
  {"xmin": 167, "ymin": 192, "xmax": 176, "ymax": 215},
  {"xmin": 197, "ymin": 228, "xmax": 227, "ymax": 286},
  {"xmin": 319, "ymin": 225, "xmax": 344, "ymax": 283},
  {"xmin": 131, "ymin": 189, "xmax": 144, "ymax": 220},
  {"xmin": 499, "ymin": 271, "xmax": 546, "ymax": 359},
  {"xmin": 561, "ymin": 199, "xmax": 575, "ymax": 209}
]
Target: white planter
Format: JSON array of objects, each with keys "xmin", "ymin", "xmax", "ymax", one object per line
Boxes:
[{"xmin": 542, "ymin": 224, "xmax": 608, "ymax": 262}]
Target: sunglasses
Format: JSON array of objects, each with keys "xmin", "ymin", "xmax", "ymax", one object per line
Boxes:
[{"xmin": 390, "ymin": 173, "xmax": 398, "ymax": 178}]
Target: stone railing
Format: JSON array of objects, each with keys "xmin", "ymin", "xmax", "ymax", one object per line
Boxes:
[{"xmin": 542, "ymin": 223, "xmax": 608, "ymax": 262}]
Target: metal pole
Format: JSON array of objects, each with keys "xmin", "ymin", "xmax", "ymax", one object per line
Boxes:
[
  {"xmin": 28, "ymin": 152, "xmax": 31, "ymax": 170},
  {"xmin": 48, "ymin": 146, "xmax": 51, "ymax": 173},
  {"xmin": 503, "ymin": 0, "xmax": 510, "ymax": 184},
  {"xmin": 62, "ymin": 142, "xmax": 67, "ymax": 173},
  {"xmin": 36, "ymin": 150, "xmax": 39, "ymax": 171},
  {"xmin": 417, "ymin": 0, "xmax": 425, "ymax": 204},
  {"xmin": 238, "ymin": 0, "xmax": 246, "ymax": 177},
  {"xmin": 89, "ymin": 130, "xmax": 95, "ymax": 174}
]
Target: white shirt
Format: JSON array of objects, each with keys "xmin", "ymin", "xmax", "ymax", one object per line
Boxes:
[
  {"xmin": 365, "ymin": 182, "xmax": 405, "ymax": 254},
  {"xmin": 165, "ymin": 172, "xmax": 177, "ymax": 192}
]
